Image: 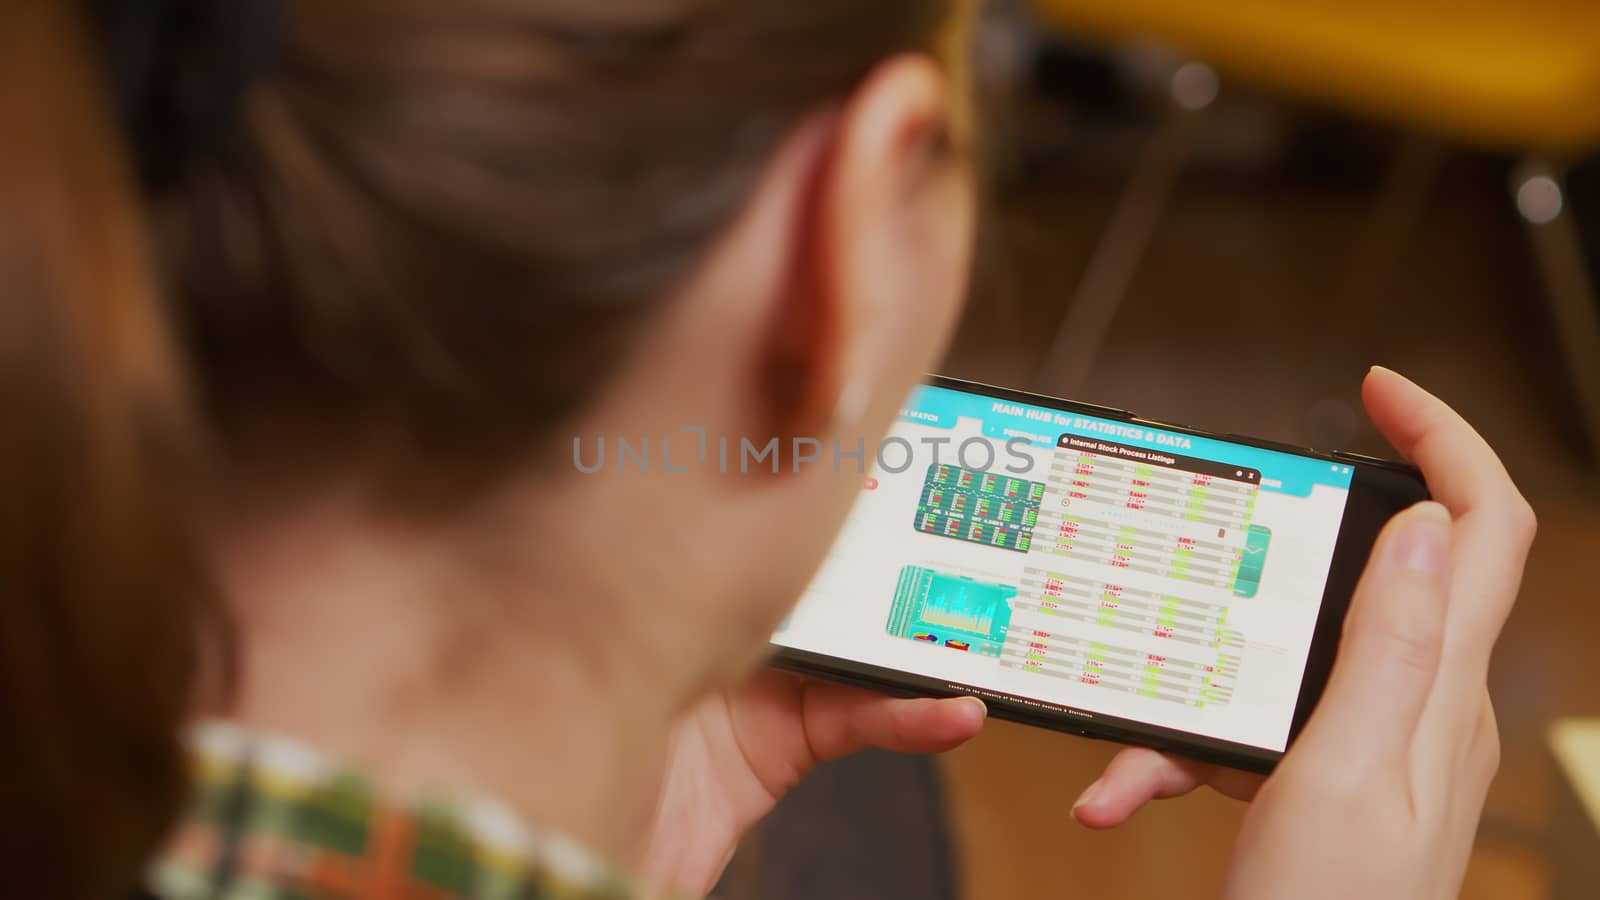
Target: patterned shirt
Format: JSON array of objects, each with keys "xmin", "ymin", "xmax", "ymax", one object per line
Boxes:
[{"xmin": 148, "ymin": 723, "xmax": 677, "ymax": 900}]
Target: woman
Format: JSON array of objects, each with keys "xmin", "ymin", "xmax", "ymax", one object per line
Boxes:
[{"xmin": 0, "ymin": 1, "xmax": 1533, "ymax": 898}]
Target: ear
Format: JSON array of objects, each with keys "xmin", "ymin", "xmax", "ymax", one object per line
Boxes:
[{"xmin": 761, "ymin": 54, "xmax": 976, "ymax": 441}]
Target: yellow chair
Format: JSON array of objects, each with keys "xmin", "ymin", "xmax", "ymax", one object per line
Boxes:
[{"xmin": 1029, "ymin": 0, "xmax": 1600, "ymax": 454}]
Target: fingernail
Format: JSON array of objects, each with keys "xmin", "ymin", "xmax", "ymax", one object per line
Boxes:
[
  {"xmin": 1368, "ymin": 365, "xmax": 1430, "ymax": 393},
  {"xmin": 1368, "ymin": 365, "xmax": 1413, "ymax": 385},
  {"xmin": 957, "ymin": 696, "xmax": 988, "ymax": 723},
  {"xmin": 1072, "ymin": 778, "xmax": 1103, "ymax": 815},
  {"xmin": 1390, "ymin": 502, "xmax": 1451, "ymax": 575}
]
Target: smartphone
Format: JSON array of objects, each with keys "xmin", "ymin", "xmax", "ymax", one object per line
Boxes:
[{"xmin": 769, "ymin": 375, "xmax": 1429, "ymax": 773}]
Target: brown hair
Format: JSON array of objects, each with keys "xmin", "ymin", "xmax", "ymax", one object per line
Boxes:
[{"xmin": 0, "ymin": 0, "xmax": 957, "ymax": 897}]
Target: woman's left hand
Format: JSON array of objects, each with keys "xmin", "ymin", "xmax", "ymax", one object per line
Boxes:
[
  {"xmin": 637, "ymin": 670, "xmax": 986, "ymax": 894},
  {"xmin": 1071, "ymin": 365, "xmax": 1527, "ymax": 846}
]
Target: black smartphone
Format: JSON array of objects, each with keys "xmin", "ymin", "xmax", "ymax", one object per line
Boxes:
[{"xmin": 769, "ymin": 375, "xmax": 1429, "ymax": 774}]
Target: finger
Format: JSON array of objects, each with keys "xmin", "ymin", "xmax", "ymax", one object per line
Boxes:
[
  {"xmin": 1362, "ymin": 367, "xmax": 1522, "ymax": 517},
  {"xmin": 1293, "ymin": 500, "xmax": 1452, "ymax": 768},
  {"xmin": 799, "ymin": 682, "xmax": 987, "ymax": 760},
  {"xmin": 1363, "ymin": 367, "xmax": 1536, "ymax": 664},
  {"xmin": 1071, "ymin": 748, "xmax": 1263, "ymax": 829}
]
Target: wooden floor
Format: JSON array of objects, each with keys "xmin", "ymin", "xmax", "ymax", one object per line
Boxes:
[{"xmin": 937, "ymin": 115, "xmax": 1600, "ymax": 900}]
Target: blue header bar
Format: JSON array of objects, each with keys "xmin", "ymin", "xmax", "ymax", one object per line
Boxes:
[{"xmin": 900, "ymin": 385, "xmax": 1352, "ymax": 497}]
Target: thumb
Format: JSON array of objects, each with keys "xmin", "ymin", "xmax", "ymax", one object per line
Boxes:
[{"xmin": 1291, "ymin": 501, "xmax": 1452, "ymax": 769}]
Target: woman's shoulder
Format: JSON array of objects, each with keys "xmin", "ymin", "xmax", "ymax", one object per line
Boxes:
[{"xmin": 147, "ymin": 722, "xmax": 678, "ymax": 900}]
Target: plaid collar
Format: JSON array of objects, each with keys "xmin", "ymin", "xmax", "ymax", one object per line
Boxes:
[{"xmin": 148, "ymin": 722, "xmax": 672, "ymax": 900}]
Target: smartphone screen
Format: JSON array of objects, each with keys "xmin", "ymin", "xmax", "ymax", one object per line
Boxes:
[{"xmin": 771, "ymin": 378, "xmax": 1414, "ymax": 770}]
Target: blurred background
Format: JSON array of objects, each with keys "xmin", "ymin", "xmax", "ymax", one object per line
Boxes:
[{"xmin": 722, "ymin": 2, "xmax": 1600, "ymax": 898}]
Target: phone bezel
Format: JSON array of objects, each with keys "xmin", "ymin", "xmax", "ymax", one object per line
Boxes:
[{"xmin": 768, "ymin": 374, "xmax": 1429, "ymax": 774}]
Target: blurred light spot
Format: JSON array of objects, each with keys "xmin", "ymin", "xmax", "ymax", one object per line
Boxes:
[
  {"xmin": 1517, "ymin": 175, "xmax": 1563, "ymax": 225},
  {"xmin": 1170, "ymin": 62, "xmax": 1219, "ymax": 111}
]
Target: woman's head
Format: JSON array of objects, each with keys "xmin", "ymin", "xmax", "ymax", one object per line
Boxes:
[
  {"xmin": 161, "ymin": 0, "xmax": 970, "ymax": 472},
  {"xmin": 0, "ymin": 0, "xmax": 976, "ymax": 895}
]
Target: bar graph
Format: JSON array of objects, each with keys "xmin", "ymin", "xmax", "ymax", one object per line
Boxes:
[{"xmin": 885, "ymin": 566, "xmax": 1016, "ymax": 657}]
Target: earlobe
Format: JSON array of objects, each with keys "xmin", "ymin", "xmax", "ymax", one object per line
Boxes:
[{"xmin": 829, "ymin": 377, "xmax": 870, "ymax": 433}]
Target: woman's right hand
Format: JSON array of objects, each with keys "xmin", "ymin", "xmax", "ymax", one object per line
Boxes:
[{"xmin": 1072, "ymin": 367, "xmax": 1536, "ymax": 899}]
